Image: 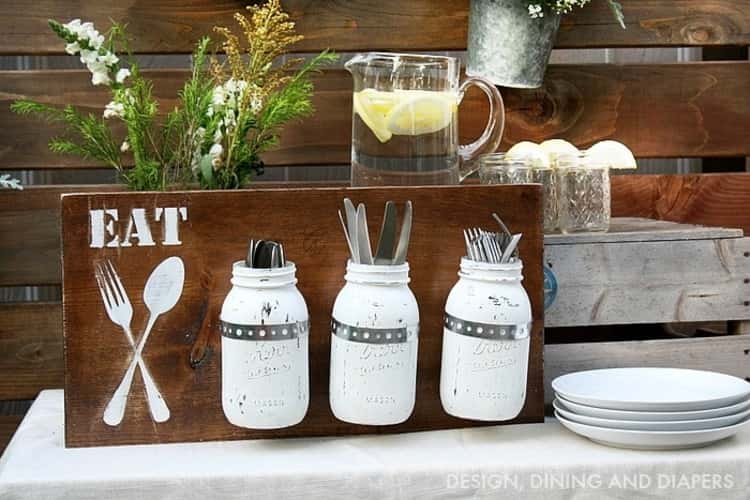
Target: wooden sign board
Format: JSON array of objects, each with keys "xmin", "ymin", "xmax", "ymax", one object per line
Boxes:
[{"xmin": 61, "ymin": 185, "xmax": 544, "ymax": 447}]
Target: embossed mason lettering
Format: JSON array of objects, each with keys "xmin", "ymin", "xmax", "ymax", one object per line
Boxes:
[
  {"xmin": 89, "ymin": 206, "xmax": 188, "ymax": 248},
  {"xmin": 472, "ymin": 339, "xmax": 519, "ymax": 356},
  {"xmin": 360, "ymin": 343, "xmax": 408, "ymax": 360}
]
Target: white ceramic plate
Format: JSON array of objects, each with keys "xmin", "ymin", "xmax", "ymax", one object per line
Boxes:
[
  {"xmin": 555, "ymin": 395, "xmax": 750, "ymax": 422},
  {"xmin": 553, "ymin": 399, "xmax": 750, "ymax": 431},
  {"xmin": 555, "ymin": 412, "xmax": 750, "ymax": 450},
  {"xmin": 552, "ymin": 368, "xmax": 750, "ymax": 411}
]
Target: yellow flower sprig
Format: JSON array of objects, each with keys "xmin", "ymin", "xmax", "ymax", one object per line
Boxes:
[{"xmin": 202, "ymin": 0, "xmax": 336, "ymax": 189}]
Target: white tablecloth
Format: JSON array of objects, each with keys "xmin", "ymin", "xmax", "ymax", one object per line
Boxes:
[{"xmin": 0, "ymin": 390, "xmax": 749, "ymax": 499}]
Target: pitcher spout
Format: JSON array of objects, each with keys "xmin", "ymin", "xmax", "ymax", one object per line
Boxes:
[{"xmin": 344, "ymin": 53, "xmax": 369, "ymax": 74}]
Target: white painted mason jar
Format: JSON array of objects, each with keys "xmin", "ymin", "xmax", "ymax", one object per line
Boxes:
[
  {"xmin": 330, "ymin": 262, "xmax": 419, "ymax": 425},
  {"xmin": 220, "ymin": 261, "xmax": 309, "ymax": 429},
  {"xmin": 440, "ymin": 258, "xmax": 531, "ymax": 421}
]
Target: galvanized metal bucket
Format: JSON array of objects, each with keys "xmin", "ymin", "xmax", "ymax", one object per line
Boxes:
[{"xmin": 467, "ymin": 0, "xmax": 561, "ymax": 89}]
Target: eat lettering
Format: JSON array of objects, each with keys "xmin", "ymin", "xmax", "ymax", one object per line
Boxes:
[{"xmin": 89, "ymin": 207, "xmax": 188, "ymax": 248}]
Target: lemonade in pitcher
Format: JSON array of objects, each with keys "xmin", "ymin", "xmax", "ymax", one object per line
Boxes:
[{"xmin": 346, "ymin": 53, "xmax": 505, "ymax": 186}]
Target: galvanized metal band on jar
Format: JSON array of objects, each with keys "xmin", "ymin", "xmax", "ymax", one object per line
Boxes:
[
  {"xmin": 444, "ymin": 313, "xmax": 530, "ymax": 340},
  {"xmin": 220, "ymin": 320, "xmax": 309, "ymax": 341},
  {"xmin": 331, "ymin": 318, "xmax": 417, "ymax": 345}
]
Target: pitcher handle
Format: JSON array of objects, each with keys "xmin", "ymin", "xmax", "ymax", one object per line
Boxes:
[{"xmin": 457, "ymin": 77, "xmax": 505, "ymax": 182}]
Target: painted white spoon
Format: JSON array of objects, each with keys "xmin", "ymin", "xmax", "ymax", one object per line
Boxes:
[{"xmin": 103, "ymin": 256, "xmax": 185, "ymax": 426}]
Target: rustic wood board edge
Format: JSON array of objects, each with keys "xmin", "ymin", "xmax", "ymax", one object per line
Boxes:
[
  {"xmin": 544, "ymin": 217, "xmax": 745, "ymax": 245},
  {"xmin": 61, "ymin": 184, "xmax": 544, "ymax": 447}
]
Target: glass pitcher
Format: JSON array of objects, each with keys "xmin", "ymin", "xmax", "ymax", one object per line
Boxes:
[{"xmin": 345, "ymin": 52, "xmax": 505, "ymax": 186}]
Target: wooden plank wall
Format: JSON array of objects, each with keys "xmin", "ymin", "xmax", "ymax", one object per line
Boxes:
[{"xmin": 1, "ymin": 0, "xmax": 749, "ymax": 450}]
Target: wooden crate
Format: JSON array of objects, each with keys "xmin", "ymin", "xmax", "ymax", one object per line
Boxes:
[
  {"xmin": 543, "ymin": 217, "xmax": 750, "ymax": 403},
  {"xmin": 1, "ymin": 0, "xmax": 750, "ymax": 451},
  {"xmin": 545, "ymin": 218, "xmax": 749, "ymax": 328}
]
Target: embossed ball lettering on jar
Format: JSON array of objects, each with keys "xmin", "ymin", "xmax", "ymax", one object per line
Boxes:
[
  {"xmin": 329, "ymin": 262, "xmax": 419, "ymax": 425},
  {"xmin": 440, "ymin": 258, "xmax": 532, "ymax": 422},
  {"xmin": 219, "ymin": 261, "xmax": 309, "ymax": 430}
]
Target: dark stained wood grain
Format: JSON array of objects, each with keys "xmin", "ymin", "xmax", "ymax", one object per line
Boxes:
[
  {"xmin": 61, "ymin": 185, "xmax": 544, "ymax": 447},
  {"xmin": 4, "ymin": 63, "xmax": 750, "ymax": 172},
  {"xmin": 1, "ymin": 0, "xmax": 749, "ymax": 54},
  {"xmin": 0, "ymin": 303, "xmax": 63, "ymax": 399},
  {"xmin": 611, "ymin": 173, "xmax": 750, "ymax": 234},
  {"xmin": 0, "ymin": 185, "xmax": 121, "ymax": 286},
  {"xmin": 0, "ymin": 183, "xmax": 334, "ymax": 286},
  {"xmin": 4, "ymin": 173, "xmax": 750, "ymax": 289}
]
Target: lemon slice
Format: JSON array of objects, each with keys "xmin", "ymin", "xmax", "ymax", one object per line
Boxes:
[
  {"xmin": 587, "ymin": 140, "xmax": 638, "ymax": 169},
  {"xmin": 506, "ymin": 141, "xmax": 551, "ymax": 168},
  {"xmin": 540, "ymin": 139, "xmax": 579, "ymax": 165},
  {"xmin": 353, "ymin": 91, "xmax": 392, "ymax": 143},
  {"xmin": 360, "ymin": 89, "xmax": 398, "ymax": 115},
  {"xmin": 385, "ymin": 90, "xmax": 457, "ymax": 136}
]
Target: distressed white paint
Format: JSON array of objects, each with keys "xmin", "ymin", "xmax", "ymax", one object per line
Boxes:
[
  {"xmin": 330, "ymin": 262, "xmax": 419, "ymax": 426},
  {"xmin": 154, "ymin": 207, "xmax": 189, "ymax": 246},
  {"xmin": 89, "ymin": 207, "xmax": 188, "ymax": 248},
  {"xmin": 120, "ymin": 208, "xmax": 155, "ymax": 247},
  {"xmin": 545, "ymin": 219, "xmax": 750, "ymax": 327},
  {"xmin": 440, "ymin": 258, "xmax": 532, "ymax": 421},
  {"xmin": 220, "ymin": 262, "xmax": 309, "ymax": 429}
]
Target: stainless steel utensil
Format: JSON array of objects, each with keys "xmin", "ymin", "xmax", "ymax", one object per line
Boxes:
[
  {"xmin": 501, "ymin": 234, "xmax": 522, "ymax": 263},
  {"xmin": 344, "ymin": 198, "xmax": 359, "ymax": 264},
  {"xmin": 464, "ymin": 215, "xmax": 522, "ymax": 264},
  {"xmin": 393, "ymin": 200, "xmax": 412, "ymax": 265},
  {"xmin": 374, "ymin": 201, "xmax": 397, "ymax": 265},
  {"xmin": 338, "ymin": 210, "xmax": 357, "ymax": 263},
  {"xmin": 357, "ymin": 203, "xmax": 374, "ymax": 264}
]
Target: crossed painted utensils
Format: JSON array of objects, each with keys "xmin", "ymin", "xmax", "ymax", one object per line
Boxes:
[{"xmin": 94, "ymin": 257, "xmax": 185, "ymax": 426}]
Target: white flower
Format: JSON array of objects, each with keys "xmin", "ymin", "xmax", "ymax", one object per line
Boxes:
[
  {"xmin": 64, "ymin": 42, "xmax": 80, "ymax": 55},
  {"xmin": 211, "ymin": 85, "xmax": 227, "ymax": 108},
  {"xmin": 222, "ymin": 114, "xmax": 236, "ymax": 129},
  {"xmin": 212, "ymin": 128, "xmax": 223, "ymax": 144},
  {"xmin": 209, "ymin": 143, "xmax": 223, "ymax": 157},
  {"xmin": 79, "ymin": 22, "xmax": 95, "ymax": 35},
  {"xmin": 115, "ymin": 68, "xmax": 130, "ymax": 83},
  {"xmin": 206, "ymin": 105, "xmax": 214, "ymax": 117},
  {"xmin": 91, "ymin": 70, "xmax": 111, "ymax": 86},
  {"xmin": 79, "ymin": 49, "xmax": 99, "ymax": 66},
  {"xmin": 195, "ymin": 127, "xmax": 206, "ymax": 139},
  {"xmin": 98, "ymin": 52, "xmax": 119, "ymax": 67},
  {"xmin": 528, "ymin": 4, "xmax": 544, "ymax": 18},
  {"xmin": 63, "ymin": 19, "xmax": 82, "ymax": 35},
  {"xmin": 120, "ymin": 141, "xmax": 130, "ymax": 152},
  {"xmin": 224, "ymin": 79, "xmax": 239, "ymax": 94},
  {"xmin": 103, "ymin": 101, "xmax": 124, "ymax": 119},
  {"xmin": 88, "ymin": 32, "xmax": 105, "ymax": 50},
  {"xmin": 87, "ymin": 59, "xmax": 111, "ymax": 86}
]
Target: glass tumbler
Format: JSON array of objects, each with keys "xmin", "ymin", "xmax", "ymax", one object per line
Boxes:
[
  {"xmin": 532, "ymin": 167, "xmax": 558, "ymax": 233},
  {"xmin": 556, "ymin": 153, "xmax": 610, "ymax": 233},
  {"xmin": 478, "ymin": 154, "xmax": 533, "ymax": 184}
]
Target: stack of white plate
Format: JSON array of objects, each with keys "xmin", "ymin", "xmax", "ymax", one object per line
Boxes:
[{"xmin": 551, "ymin": 368, "xmax": 750, "ymax": 450}]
